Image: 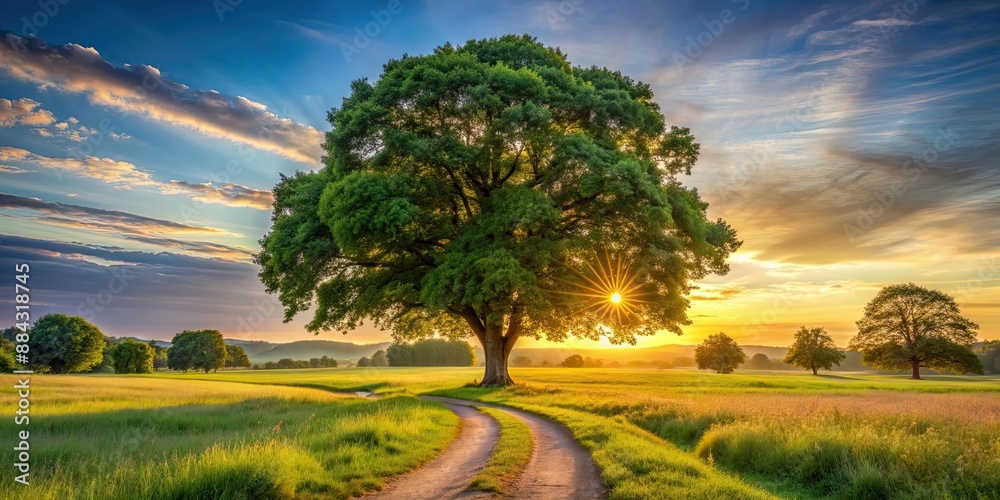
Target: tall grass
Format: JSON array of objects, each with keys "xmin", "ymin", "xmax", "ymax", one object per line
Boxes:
[{"xmin": 0, "ymin": 376, "xmax": 457, "ymax": 499}]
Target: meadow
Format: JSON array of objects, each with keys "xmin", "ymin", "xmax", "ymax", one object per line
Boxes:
[
  {"xmin": 2, "ymin": 368, "xmax": 998, "ymax": 499},
  {"xmin": 0, "ymin": 376, "xmax": 457, "ymax": 499}
]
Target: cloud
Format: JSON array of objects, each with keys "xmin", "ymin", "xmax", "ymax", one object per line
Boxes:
[
  {"xmin": 161, "ymin": 180, "xmax": 273, "ymax": 210},
  {"xmin": 0, "ymin": 32, "xmax": 324, "ymax": 164},
  {"xmin": 0, "ymin": 146, "xmax": 156, "ymax": 185},
  {"xmin": 0, "ymin": 192, "xmax": 234, "ymax": 236},
  {"xmin": 0, "ymin": 97, "xmax": 55, "ymax": 127},
  {"xmin": 0, "ymin": 147, "xmax": 273, "ymax": 209},
  {"xmin": 0, "ymin": 164, "xmax": 27, "ymax": 174},
  {"xmin": 0, "ymin": 234, "xmax": 285, "ymax": 338}
]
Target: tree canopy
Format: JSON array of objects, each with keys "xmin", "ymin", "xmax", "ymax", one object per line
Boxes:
[
  {"xmin": 387, "ymin": 339, "xmax": 476, "ymax": 366},
  {"xmin": 28, "ymin": 314, "xmax": 106, "ymax": 373},
  {"xmin": 109, "ymin": 339, "xmax": 154, "ymax": 374},
  {"xmin": 225, "ymin": 344, "xmax": 252, "ymax": 368},
  {"xmin": 167, "ymin": 329, "xmax": 228, "ymax": 373},
  {"xmin": 255, "ymin": 34, "xmax": 740, "ymax": 385},
  {"xmin": 848, "ymin": 283, "xmax": 982, "ymax": 379},
  {"xmin": 784, "ymin": 326, "xmax": 845, "ymax": 375},
  {"xmin": 694, "ymin": 332, "xmax": 745, "ymax": 374}
]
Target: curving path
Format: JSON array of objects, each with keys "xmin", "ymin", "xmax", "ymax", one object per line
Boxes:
[
  {"xmin": 366, "ymin": 401, "xmax": 499, "ymax": 499},
  {"xmin": 366, "ymin": 395, "xmax": 606, "ymax": 499}
]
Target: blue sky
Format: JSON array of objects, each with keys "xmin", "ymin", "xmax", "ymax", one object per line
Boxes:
[{"xmin": 1, "ymin": 0, "xmax": 998, "ymax": 346}]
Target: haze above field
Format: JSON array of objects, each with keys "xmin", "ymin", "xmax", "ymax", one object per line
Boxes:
[{"xmin": 1, "ymin": 1, "xmax": 998, "ymax": 348}]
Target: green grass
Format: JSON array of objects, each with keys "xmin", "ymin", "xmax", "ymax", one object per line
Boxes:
[
  {"xmin": 5, "ymin": 368, "xmax": 999, "ymax": 499},
  {"xmin": 0, "ymin": 375, "xmax": 458, "ymax": 499},
  {"xmin": 470, "ymin": 406, "xmax": 534, "ymax": 494}
]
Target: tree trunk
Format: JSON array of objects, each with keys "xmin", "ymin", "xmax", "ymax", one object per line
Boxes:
[
  {"xmin": 812, "ymin": 366, "xmax": 818, "ymax": 375},
  {"xmin": 912, "ymin": 358, "xmax": 921, "ymax": 380},
  {"xmin": 480, "ymin": 324, "xmax": 513, "ymax": 386}
]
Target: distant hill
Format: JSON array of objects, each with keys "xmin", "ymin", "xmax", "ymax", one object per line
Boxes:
[
  {"xmin": 126, "ymin": 337, "xmax": 391, "ymax": 364},
  {"xmin": 237, "ymin": 339, "xmax": 391, "ymax": 364}
]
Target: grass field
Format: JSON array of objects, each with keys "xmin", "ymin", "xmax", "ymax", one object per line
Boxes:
[
  {"xmin": 3, "ymin": 368, "xmax": 998, "ymax": 499},
  {"xmin": 0, "ymin": 376, "xmax": 457, "ymax": 499}
]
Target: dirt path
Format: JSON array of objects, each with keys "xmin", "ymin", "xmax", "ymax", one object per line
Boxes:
[
  {"xmin": 366, "ymin": 401, "xmax": 499, "ymax": 499},
  {"xmin": 422, "ymin": 396, "xmax": 606, "ymax": 500}
]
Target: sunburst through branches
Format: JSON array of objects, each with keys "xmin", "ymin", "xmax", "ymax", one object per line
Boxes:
[{"xmin": 554, "ymin": 249, "xmax": 654, "ymax": 327}]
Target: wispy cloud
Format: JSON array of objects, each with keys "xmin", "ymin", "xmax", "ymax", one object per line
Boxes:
[
  {"xmin": 0, "ymin": 147, "xmax": 273, "ymax": 210},
  {"xmin": 0, "ymin": 192, "xmax": 236, "ymax": 236},
  {"xmin": 0, "ymin": 32, "xmax": 324, "ymax": 164}
]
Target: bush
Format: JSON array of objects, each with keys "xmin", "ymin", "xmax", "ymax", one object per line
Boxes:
[{"xmin": 561, "ymin": 354, "xmax": 584, "ymax": 368}]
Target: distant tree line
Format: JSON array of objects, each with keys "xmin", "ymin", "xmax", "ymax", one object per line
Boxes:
[
  {"xmin": 386, "ymin": 340, "xmax": 476, "ymax": 366},
  {"xmin": 256, "ymin": 356, "xmax": 338, "ymax": 369},
  {"xmin": 3, "ymin": 284, "xmax": 998, "ymax": 379}
]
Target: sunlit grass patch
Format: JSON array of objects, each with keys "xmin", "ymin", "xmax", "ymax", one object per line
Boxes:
[
  {"xmin": 0, "ymin": 375, "xmax": 458, "ymax": 499},
  {"xmin": 470, "ymin": 406, "xmax": 534, "ymax": 494}
]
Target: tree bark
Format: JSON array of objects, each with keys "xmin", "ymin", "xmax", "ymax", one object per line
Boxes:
[
  {"xmin": 912, "ymin": 358, "xmax": 921, "ymax": 380},
  {"xmin": 480, "ymin": 324, "xmax": 513, "ymax": 386}
]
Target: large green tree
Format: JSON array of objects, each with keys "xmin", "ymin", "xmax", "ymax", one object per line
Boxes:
[
  {"xmin": 28, "ymin": 314, "xmax": 106, "ymax": 373},
  {"xmin": 784, "ymin": 326, "xmax": 845, "ymax": 375},
  {"xmin": 108, "ymin": 339, "xmax": 154, "ymax": 374},
  {"xmin": 848, "ymin": 283, "xmax": 983, "ymax": 379},
  {"xmin": 694, "ymin": 332, "xmax": 745, "ymax": 374},
  {"xmin": 255, "ymin": 35, "xmax": 740, "ymax": 385}
]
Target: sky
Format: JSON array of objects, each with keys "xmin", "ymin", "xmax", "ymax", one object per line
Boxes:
[{"xmin": 0, "ymin": 0, "xmax": 998, "ymax": 348}]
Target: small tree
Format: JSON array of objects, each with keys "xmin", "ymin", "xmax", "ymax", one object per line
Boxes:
[
  {"xmin": 510, "ymin": 356, "xmax": 533, "ymax": 367},
  {"xmin": 225, "ymin": 345, "xmax": 251, "ymax": 368},
  {"xmin": 28, "ymin": 314, "xmax": 106, "ymax": 373},
  {"xmin": 694, "ymin": 332, "xmax": 745, "ymax": 374},
  {"xmin": 784, "ymin": 326, "xmax": 846, "ymax": 375},
  {"xmin": 745, "ymin": 352, "xmax": 771, "ymax": 370},
  {"xmin": 168, "ymin": 330, "xmax": 228, "ymax": 373},
  {"xmin": 149, "ymin": 341, "xmax": 168, "ymax": 371},
  {"xmin": 561, "ymin": 354, "xmax": 584, "ymax": 368},
  {"xmin": 357, "ymin": 356, "xmax": 371, "ymax": 367},
  {"xmin": 980, "ymin": 340, "xmax": 1000, "ymax": 374},
  {"xmin": 371, "ymin": 350, "xmax": 389, "ymax": 366},
  {"xmin": 849, "ymin": 283, "xmax": 983, "ymax": 379},
  {"xmin": 109, "ymin": 339, "xmax": 154, "ymax": 374}
]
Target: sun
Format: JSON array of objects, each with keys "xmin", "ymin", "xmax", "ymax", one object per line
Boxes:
[{"xmin": 551, "ymin": 249, "xmax": 654, "ymax": 326}]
